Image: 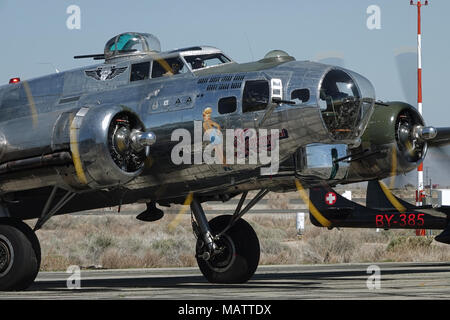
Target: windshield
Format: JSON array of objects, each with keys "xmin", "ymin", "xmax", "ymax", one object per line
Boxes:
[{"xmin": 184, "ymin": 54, "xmax": 231, "ymax": 70}]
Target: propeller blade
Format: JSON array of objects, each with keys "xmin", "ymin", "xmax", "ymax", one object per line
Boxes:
[
  {"xmin": 314, "ymin": 52, "xmax": 345, "ymax": 68},
  {"xmin": 394, "ymin": 48, "xmax": 417, "ymax": 107},
  {"xmin": 423, "ymin": 146, "xmax": 450, "ymax": 187},
  {"xmin": 428, "ymin": 127, "xmax": 450, "ymax": 147},
  {"xmin": 384, "ymin": 145, "xmax": 414, "ymax": 189},
  {"xmin": 427, "ymin": 145, "xmax": 450, "ymax": 171}
]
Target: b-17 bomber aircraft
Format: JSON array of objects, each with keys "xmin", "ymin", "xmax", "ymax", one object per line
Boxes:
[{"xmin": 0, "ymin": 32, "xmax": 449, "ymax": 290}]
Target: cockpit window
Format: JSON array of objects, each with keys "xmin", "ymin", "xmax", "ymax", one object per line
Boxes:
[
  {"xmin": 184, "ymin": 54, "xmax": 231, "ymax": 70},
  {"xmin": 130, "ymin": 61, "xmax": 150, "ymax": 82},
  {"xmin": 151, "ymin": 57, "xmax": 188, "ymax": 78}
]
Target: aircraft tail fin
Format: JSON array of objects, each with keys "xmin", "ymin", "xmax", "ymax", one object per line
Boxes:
[
  {"xmin": 366, "ymin": 180, "xmax": 416, "ymax": 211},
  {"xmin": 435, "ymin": 225, "xmax": 450, "ymax": 244}
]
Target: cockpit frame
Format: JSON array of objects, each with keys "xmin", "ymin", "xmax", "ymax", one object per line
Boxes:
[{"xmin": 126, "ymin": 46, "xmax": 235, "ymax": 82}]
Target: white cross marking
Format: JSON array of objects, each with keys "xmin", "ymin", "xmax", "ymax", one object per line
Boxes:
[{"xmin": 325, "ymin": 192, "xmax": 336, "ymax": 205}]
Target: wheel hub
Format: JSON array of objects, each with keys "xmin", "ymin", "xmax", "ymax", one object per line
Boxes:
[
  {"xmin": 206, "ymin": 235, "xmax": 236, "ymax": 272},
  {"xmin": 0, "ymin": 238, "xmax": 11, "ymax": 275}
]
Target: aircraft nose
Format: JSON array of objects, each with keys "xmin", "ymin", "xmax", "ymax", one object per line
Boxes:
[{"xmin": 318, "ymin": 69, "xmax": 375, "ymax": 142}]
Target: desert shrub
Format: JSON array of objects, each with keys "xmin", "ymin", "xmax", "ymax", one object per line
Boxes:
[
  {"xmin": 387, "ymin": 236, "xmax": 433, "ymax": 251},
  {"xmin": 151, "ymin": 238, "xmax": 186, "ymax": 252},
  {"xmin": 307, "ymin": 229, "xmax": 358, "ymax": 263},
  {"xmin": 266, "ymin": 194, "xmax": 290, "ymax": 210},
  {"xmin": 93, "ymin": 233, "xmax": 114, "ymax": 250},
  {"xmin": 33, "ymin": 205, "xmax": 450, "ymax": 271}
]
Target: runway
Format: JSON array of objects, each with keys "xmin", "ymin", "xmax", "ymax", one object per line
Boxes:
[{"xmin": 0, "ymin": 262, "xmax": 449, "ymax": 300}]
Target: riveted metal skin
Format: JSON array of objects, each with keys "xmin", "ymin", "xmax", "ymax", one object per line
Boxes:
[{"xmin": 0, "ymin": 33, "xmax": 447, "ymax": 219}]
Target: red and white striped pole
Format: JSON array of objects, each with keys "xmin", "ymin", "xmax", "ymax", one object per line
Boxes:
[
  {"xmin": 411, "ymin": 1, "xmax": 428, "ymax": 237},
  {"xmin": 410, "ymin": 0, "xmax": 428, "ymax": 207}
]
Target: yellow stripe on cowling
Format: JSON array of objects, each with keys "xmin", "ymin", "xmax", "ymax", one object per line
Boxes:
[
  {"xmin": 69, "ymin": 113, "xmax": 88, "ymax": 185},
  {"xmin": 22, "ymin": 81, "xmax": 38, "ymax": 128},
  {"xmin": 378, "ymin": 180, "xmax": 406, "ymax": 213},
  {"xmin": 145, "ymin": 155, "xmax": 154, "ymax": 169},
  {"xmin": 168, "ymin": 192, "xmax": 194, "ymax": 232},
  {"xmin": 295, "ymin": 179, "xmax": 332, "ymax": 228}
]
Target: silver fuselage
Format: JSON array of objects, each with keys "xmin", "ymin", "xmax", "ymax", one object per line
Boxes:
[{"xmin": 0, "ymin": 47, "xmax": 378, "ymax": 216}]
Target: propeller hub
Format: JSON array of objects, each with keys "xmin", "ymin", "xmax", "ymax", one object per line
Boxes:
[
  {"xmin": 395, "ymin": 109, "xmax": 427, "ymax": 163},
  {"xmin": 113, "ymin": 126, "xmax": 131, "ymax": 154},
  {"xmin": 130, "ymin": 130, "xmax": 156, "ymax": 152},
  {"xmin": 414, "ymin": 125, "xmax": 437, "ymax": 141},
  {"xmin": 108, "ymin": 113, "xmax": 151, "ymax": 173}
]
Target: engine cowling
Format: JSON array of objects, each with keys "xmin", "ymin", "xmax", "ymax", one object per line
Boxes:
[
  {"xmin": 70, "ymin": 105, "xmax": 155, "ymax": 189},
  {"xmin": 347, "ymin": 101, "xmax": 434, "ymax": 181}
]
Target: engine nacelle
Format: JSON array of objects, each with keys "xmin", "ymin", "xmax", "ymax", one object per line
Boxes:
[
  {"xmin": 70, "ymin": 105, "xmax": 154, "ymax": 189},
  {"xmin": 347, "ymin": 101, "xmax": 430, "ymax": 181}
]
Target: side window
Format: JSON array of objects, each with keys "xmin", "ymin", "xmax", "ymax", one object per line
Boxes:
[
  {"xmin": 242, "ymin": 80, "xmax": 269, "ymax": 113},
  {"xmin": 152, "ymin": 57, "xmax": 187, "ymax": 78},
  {"xmin": 151, "ymin": 60, "xmax": 167, "ymax": 78},
  {"xmin": 291, "ymin": 88, "xmax": 310, "ymax": 103},
  {"xmin": 130, "ymin": 61, "xmax": 150, "ymax": 81},
  {"xmin": 218, "ymin": 96, "xmax": 237, "ymax": 114}
]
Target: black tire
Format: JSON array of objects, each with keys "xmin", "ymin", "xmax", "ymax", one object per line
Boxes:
[
  {"xmin": 15, "ymin": 221, "xmax": 40, "ymax": 268},
  {"xmin": 196, "ymin": 215, "xmax": 260, "ymax": 284},
  {"xmin": 0, "ymin": 222, "xmax": 39, "ymax": 291},
  {"xmin": 10, "ymin": 220, "xmax": 41, "ymax": 289}
]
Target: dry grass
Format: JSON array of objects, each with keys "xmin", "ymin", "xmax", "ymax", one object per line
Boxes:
[{"xmin": 28, "ymin": 211, "xmax": 450, "ymax": 271}]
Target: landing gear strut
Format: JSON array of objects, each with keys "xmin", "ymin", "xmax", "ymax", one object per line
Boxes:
[{"xmin": 190, "ymin": 190, "xmax": 268, "ymax": 284}]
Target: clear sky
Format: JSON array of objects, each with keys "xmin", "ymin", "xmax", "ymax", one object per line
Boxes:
[
  {"xmin": 1, "ymin": 0, "xmax": 449, "ymax": 125},
  {"xmin": 0, "ymin": 0, "xmax": 449, "ymax": 184}
]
